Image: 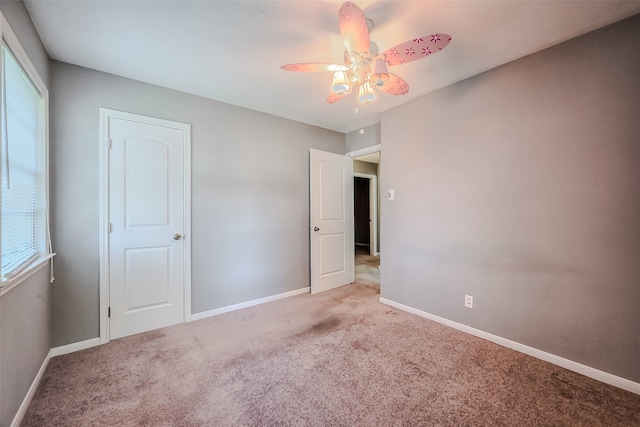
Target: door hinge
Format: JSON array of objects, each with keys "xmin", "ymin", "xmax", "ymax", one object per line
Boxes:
[
  {"xmin": 109, "ymin": 223, "xmax": 113, "ymax": 233},
  {"xmin": 108, "ymin": 138, "xmax": 113, "ymax": 149},
  {"xmin": 108, "ymin": 307, "xmax": 111, "ymax": 318}
]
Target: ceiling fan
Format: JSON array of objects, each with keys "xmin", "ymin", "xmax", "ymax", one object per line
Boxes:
[{"xmin": 281, "ymin": 1, "xmax": 451, "ymax": 105}]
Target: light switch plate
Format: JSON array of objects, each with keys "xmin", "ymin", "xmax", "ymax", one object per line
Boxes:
[{"xmin": 388, "ymin": 189, "xmax": 395, "ymax": 200}]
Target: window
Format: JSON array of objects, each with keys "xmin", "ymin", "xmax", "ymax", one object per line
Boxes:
[{"xmin": 1, "ymin": 18, "xmax": 50, "ymax": 286}]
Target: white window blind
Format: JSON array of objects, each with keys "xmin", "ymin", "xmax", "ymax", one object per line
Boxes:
[{"xmin": 1, "ymin": 41, "xmax": 45, "ymax": 280}]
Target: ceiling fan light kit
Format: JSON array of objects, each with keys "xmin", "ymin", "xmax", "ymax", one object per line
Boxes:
[
  {"xmin": 358, "ymin": 82, "xmax": 376, "ymax": 104},
  {"xmin": 281, "ymin": 1, "xmax": 451, "ymax": 107},
  {"xmin": 370, "ymin": 58, "xmax": 390, "ymax": 87},
  {"xmin": 331, "ymin": 70, "xmax": 352, "ymax": 94}
]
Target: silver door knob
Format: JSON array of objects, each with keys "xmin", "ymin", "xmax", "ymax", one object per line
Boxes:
[
  {"xmin": 173, "ymin": 234, "xmax": 183, "ymax": 240},
  {"xmin": 313, "ymin": 227, "xmax": 319, "ymax": 232}
]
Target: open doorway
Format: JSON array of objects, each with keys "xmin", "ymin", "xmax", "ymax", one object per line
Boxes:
[
  {"xmin": 349, "ymin": 146, "xmax": 381, "ymax": 286},
  {"xmin": 354, "ymin": 173, "xmax": 377, "ymax": 256},
  {"xmin": 354, "ymin": 176, "xmax": 372, "ymax": 250}
]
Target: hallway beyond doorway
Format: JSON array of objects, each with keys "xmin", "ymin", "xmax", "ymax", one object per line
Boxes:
[{"xmin": 355, "ymin": 245, "xmax": 379, "ymax": 288}]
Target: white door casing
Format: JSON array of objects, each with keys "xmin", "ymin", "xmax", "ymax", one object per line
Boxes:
[
  {"xmin": 310, "ymin": 149, "xmax": 354, "ymax": 294},
  {"xmin": 347, "ymin": 144, "xmax": 381, "ymax": 256},
  {"xmin": 354, "ymin": 173, "xmax": 378, "ymax": 256},
  {"xmin": 99, "ymin": 109, "xmax": 191, "ymax": 342}
]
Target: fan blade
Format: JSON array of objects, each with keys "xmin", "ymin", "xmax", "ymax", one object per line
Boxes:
[
  {"xmin": 327, "ymin": 92, "xmax": 346, "ymax": 104},
  {"xmin": 378, "ymin": 73, "xmax": 409, "ymax": 95},
  {"xmin": 383, "ymin": 34, "xmax": 452, "ymax": 67},
  {"xmin": 281, "ymin": 63, "xmax": 349, "ymax": 72},
  {"xmin": 338, "ymin": 2, "xmax": 370, "ymax": 54}
]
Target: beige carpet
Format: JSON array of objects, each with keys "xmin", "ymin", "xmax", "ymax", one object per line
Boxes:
[{"xmin": 23, "ymin": 259, "xmax": 640, "ymax": 426}]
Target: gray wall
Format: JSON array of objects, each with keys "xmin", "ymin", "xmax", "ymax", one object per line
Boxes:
[
  {"xmin": 346, "ymin": 123, "xmax": 380, "ymax": 153},
  {"xmin": 380, "ymin": 14, "xmax": 640, "ymax": 382},
  {"xmin": 0, "ymin": 268, "xmax": 50, "ymax": 427},
  {"xmin": 50, "ymin": 62, "xmax": 345, "ymax": 346},
  {"xmin": 0, "ymin": 2, "xmax": 51, "ymax": 426}
]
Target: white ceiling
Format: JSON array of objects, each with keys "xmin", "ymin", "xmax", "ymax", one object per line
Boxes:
[{"xmin": 24, "ymin": 1, "xmax": 640, "ymax": 134}]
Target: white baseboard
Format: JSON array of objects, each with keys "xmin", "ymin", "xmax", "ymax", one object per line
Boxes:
[
  {"xmin": 51, "ymin": 337, "xmax": 101, "ymax": 357},
  {"xmin": 10, "ymin": 349, "xmax": 52, "ymax": 427},
  {"xmin": 192, "ymin": 287, "xmax": 310, "ymax": 321},
  {"xmin": 380, "ymin": 297, "xmax": 640, "ymax": 396}
]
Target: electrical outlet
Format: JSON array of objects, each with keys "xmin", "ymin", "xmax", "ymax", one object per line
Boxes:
[{"xmin": 464, "ymin": 295, "xmax": 474, "ymax": 309}]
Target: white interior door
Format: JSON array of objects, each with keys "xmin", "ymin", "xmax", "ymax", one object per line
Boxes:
[
  {"xmin": 107, "ymin": 112, "xmax": 190, "ymax": 340},
  {"xmin": 310, "ymin": 149, "xmax": 354, "ymax": 294}
]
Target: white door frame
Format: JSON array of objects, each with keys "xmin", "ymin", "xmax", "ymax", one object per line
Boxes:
[
  {"xmin": 346, "ymin": 144, "xmax": 381, "ymax": 159},
  {"xmin": 98, "ymin": 108, "xmax": 192, "ymax": 344},
  {"xmin": 354, "ymin": 173, "xmax": 378, "ymax": 256},
  {"xmin": 347, "ymin": 144, "xmax": 381, "ymax": 256}
]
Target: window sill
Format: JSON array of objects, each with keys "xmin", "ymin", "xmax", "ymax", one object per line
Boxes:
[{"xmin": 0, "ymin": 253, "xmax": 56, "ymax": 297}]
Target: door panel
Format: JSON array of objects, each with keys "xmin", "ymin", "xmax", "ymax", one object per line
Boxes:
[
  {"xmin": 124, "ymin": 246, "xmax": 171, "ymax": 310},
  {"xmin": 320, "ymin": 162, "xmax": 345, "ymax": 220},
  {"xmin": 109, "ymin": 116, "xmax": 187, "ymax": 339},
  {"xmin": 125, "ymin": 139, "xmax": 170, "ymax": 227},
  {"xmin": 310, "ymin": 149, "xmax": 354, "ymax": 294},
  {"xmin": 320, "ymin": 233, "xmax": 346, "ymax": 275}
]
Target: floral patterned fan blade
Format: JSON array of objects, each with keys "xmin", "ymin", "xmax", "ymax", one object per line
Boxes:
[
  {"xmin": 338, "ymin": 1, "xmax": 370, "ymax": 54},
  {"xmin": 281, "ymin": 63, "xmax": 349, "ymax": 72},
  {"xmin": 378, "ymin": 73, "xmax": 409, "ymax": 95},
  {"xmin": 281, "ymin": 3, "xmax": 452, "ymax": 104},
  {"xmin": 327, "ymin": 92, "xmax": 346, "ymax": 104},
  {"xmin": 382, "ymin": 34, "xmax": 452, "ymax": 67}
]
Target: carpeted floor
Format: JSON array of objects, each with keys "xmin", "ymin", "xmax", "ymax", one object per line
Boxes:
[{"xmin": 23, "ymin": 253, "xmax": 640, "ymax": 426}]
